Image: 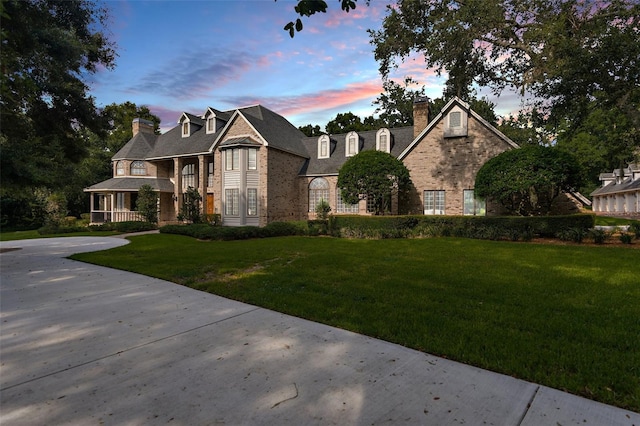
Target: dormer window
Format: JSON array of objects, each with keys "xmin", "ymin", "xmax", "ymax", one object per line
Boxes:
[
  {"xmin": 207, "ymin": 116, "xmax": 215, "ymax": 133},
  {"xmin": 444, "ymin": 106, "xmax": 468, "ymax": 138},
  {"xmin": 182, "ymin": 121, "xmax": 190, "ymax": 137},
  {"xmin": 376, "ymin": 128, "xmax": 391, "ymax": 153},
  {"xmin": 115, "ymin": 161, "xmax": 124, "ymax": 176},
  {"xmin": 346, "ymin": 131, "xmax": 359, "ymax": 157},
  {"xmin": 318, "ymin": 135, "xmax": 330, "ymax": 159}
]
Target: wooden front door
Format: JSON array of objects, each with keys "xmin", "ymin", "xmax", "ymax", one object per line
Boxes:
[{"xmin": 206, "ymin": 194, "xmax": 214, "ymax": 215}]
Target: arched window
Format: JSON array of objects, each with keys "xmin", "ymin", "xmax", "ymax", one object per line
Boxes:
[
  {"xmin": 116, "ymin": 161, "xmax": 124, "ymax": 176},
  {"xmin": 318, "ymin": 135, "xmax": 330, "ymax": 159},
  {"xmin": 376, "ymin": 128, "xmax": 391, "ymax": 153},
  {"xmin": 130, "ymin": 161, "xmax": 146, "ymax": 176},
  {"xmin": 345, "ymin": 131, "xmax": 359, "ymax": 157},
  {"xmin": 182, "ymin": 163, "xmax": 196, "ymax": 189},
  {"xmin": 309, "ymin": 177, "xmax": 329, "ymax": 212}
]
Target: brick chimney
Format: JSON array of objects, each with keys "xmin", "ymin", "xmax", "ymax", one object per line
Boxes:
[
  {"xmin": 132, "ymin": 118, "xmax": 155, "ymax": 136},
  {"xmin": 413, "ymin": 96, "xmax": 429, "ymax": 139}
]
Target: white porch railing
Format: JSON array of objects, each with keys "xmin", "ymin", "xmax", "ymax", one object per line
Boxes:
[{"xmin": 91, "ymin": 210, "xmax": 145, "ymax": 224}]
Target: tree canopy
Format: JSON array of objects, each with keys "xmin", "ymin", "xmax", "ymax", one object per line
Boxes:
[
  {"xmin": 337, "ymin": 150, "xmax": 411, "ymax": 215},
  {"xmin": 1, "ymin": 0, "xmax": 116, "ymax": 193},
  {"xmin": 475, "ymin": 145, "xmax": 581, "ymax": 216}
]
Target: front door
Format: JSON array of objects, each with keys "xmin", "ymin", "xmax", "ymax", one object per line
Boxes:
[{"xmin": 206, "ymin": 194, "xmax": 214, "ymax": 215}]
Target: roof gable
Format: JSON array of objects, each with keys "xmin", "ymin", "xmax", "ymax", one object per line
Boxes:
[{"xmin": 398, "ymin": 97, "xmax": 519, "ymax": 160}]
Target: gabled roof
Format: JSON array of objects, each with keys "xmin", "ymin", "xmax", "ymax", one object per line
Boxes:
[
  {"xmin": 117, "ymin": 104, "xmax": 309, "ymax": 161},
  {"xmin": 300, "ymin": 127, "xmax": 414, "ymax": 176},
  {"xmin": 398, "ymin": 97, "xmax": 519, "ymax": 159},
  {"xmin": 232, "ymin": 105, "xmax": 309, "ymax": 158},
  {"xmin": 180, "ymin": 112, "xmax": 204, "ymax": 126},
  {"xmin": 204, "ymin": 107, "xmax": 232, "ymax": 121}
]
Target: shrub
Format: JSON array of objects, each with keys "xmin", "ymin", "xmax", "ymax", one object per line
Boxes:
[
  {"xmin": 315, "ymin": 199, "xmax": 331, "ymax": 220},
  {"xmin": 90, "ymin": 221, "xmax": 156, "ymax": 233},
  {"xmin": 619, "ymin": 233, "xmax": 633, "ymax": 244},
  {"xmin": 628, "ymin": 222, "xmax": 640, "ymax": 239},
  {"xmin": 590, "ymin": 229, "xmax": 610, "ymax": 245},
  {"xmin": 557, "ymin": 227, "xmax": 587, "ymax": 243},
  {"xmin": 136, "ymin": 185, "xmax": 159, "ymax": 224},
  {"xmin": 160, "ymin": 221, "xmax": 306, "ymax": 241}
]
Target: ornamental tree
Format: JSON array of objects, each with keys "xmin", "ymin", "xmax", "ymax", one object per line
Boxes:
[
  {"xmin": 474, "ymin": 145, "xmax": 581, "ymax": 216},
  {"xmin": 136, "ymin": 185, "xmax": 159, "ymax": 224},
  {"xmin": 337, "ymin": 150, "xmax": 411, "ymax": 215}
]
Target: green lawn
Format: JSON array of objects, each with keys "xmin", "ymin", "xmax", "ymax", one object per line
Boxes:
[
  {"xmin": 0, "ymin": 229, "xmax": 120, "ymax": 241},
  {"xmin": 71, "ymin": 234, "xmax": 640, "ymax": 411}
]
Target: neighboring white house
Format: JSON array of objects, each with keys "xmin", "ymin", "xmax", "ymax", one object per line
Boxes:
[{"xmin": 591, "ymin": 164, "xmax": 640, "ymax": 217}]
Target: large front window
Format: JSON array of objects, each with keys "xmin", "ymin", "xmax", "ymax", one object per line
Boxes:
[
  {"xmin": 424, "ymin": 190, "xmax": 445, "ymax": 215},
  {"xmin": 247, "ymin": 188, "xmax": 258, "ymax": 216},
  {"xmin": 225, "ymin": 149, "xmax": 239, "ymax": 170},
  {"xmin": 463, "ymin": 189, "xmax": 486, "ymax": 216},
  {"xmin": 225, "ymin": 189, "xmax": 239, "ymax": 216},
  {"xmin": 309, "ymin": 177, "xmax": 329, "ymax": 212},
  {"xmin": 182, "ymin": 163, "xmax": 196, "ymax": 189},
  {"xmin": 247, "ymin": 148, "xmax": 257, "ymax": 170}
]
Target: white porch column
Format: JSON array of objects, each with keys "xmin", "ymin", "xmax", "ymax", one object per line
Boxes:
[{"xmin": 174, "ymin": 157, "xmax": 183, "ymax": 217}]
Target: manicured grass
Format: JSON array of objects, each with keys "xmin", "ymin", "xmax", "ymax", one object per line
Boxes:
[
  {"xmin": 72, "ymin": 234, "xmax": 640, "ymax": 411},
  {"xmin": 0, "ymin": 229, "xmax": 119, "ymax": 241},
  {"xmin": 594, "ymin": 216, "xmax": 640, "ymax": 226}
]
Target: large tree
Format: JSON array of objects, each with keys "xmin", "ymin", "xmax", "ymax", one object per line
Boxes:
[
  {"xmin": 373, "ymin": 77, "xmax": 426, "ymax": 127},
  {"xmin": 1, "ymin": 0, "xmax": 116, "ymax": 226},
  {"xmin": 338, "ymin": 150, "xmax": 411, "ymax": 215},
  {"xmin": 475, "ymin": 145, "xmax": 581, "ymax": 216},
  {"xmin": 368, "ymin": 0, "xmax": 640, "ymax": 170}
]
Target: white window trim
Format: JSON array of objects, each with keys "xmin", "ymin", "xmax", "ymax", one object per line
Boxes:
[
  {"xmin": 376, "ymin": 128, "xmax": 391, "ymax": 153},
  {"xmin": 318, "ymin": 135, "xmax": 330, "ymax": 159},
  {"xmin": 444, "ymin": 106, "xmax": 468, "ymax": 138},
  {"xmin": 424, "ymin": 190, "xmax": 445, "ymax": 215},
  {"xmin": 206, "ymin": 116, "xmax": 215, "ymax": 134},
  {"xmin": 345, "ymin": 131, "xmax": 359, "ymax": 157},
  {"xmin": 182, "ymin": 120, "xmax": 190, "ymax": 138}
]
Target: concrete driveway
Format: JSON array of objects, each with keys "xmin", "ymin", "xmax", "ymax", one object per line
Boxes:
[{"xmin": 1, "ymin": 237, "xmax": 638, "ymax": 425}]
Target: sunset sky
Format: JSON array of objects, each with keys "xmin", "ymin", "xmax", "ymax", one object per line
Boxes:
[{"xmin": 89, "ymin": 0, "xmax": 524, "ymax": 133}]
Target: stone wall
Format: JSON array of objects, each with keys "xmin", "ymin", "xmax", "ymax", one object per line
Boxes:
[{"xmin": 402, "ymin": 114, "xmax": 515, "ymax": 215}]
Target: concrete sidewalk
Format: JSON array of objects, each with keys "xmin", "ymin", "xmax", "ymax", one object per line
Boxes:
[{"xmin": 1, "ymin": 237, "xmax": 638, "ymax": 425}]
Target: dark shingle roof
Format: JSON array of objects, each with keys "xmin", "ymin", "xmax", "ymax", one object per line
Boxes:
[
  {"xmin": 112, "ymin": 132, "xmax": 158, "ymax": 160},
  {"xmin": 237, "ymin": 105, "xmax": 309, "ymax": 158},
  {"xmin": 300, "ymin": 127, "xmax": 414, "ymax": 176},
  {"xmin": 84, "ymin": 177, "xmax": 174, "ymax": 192},
  {"xmin": 591, "ymin": 178, "xmax": 640, "ymax": 196}
]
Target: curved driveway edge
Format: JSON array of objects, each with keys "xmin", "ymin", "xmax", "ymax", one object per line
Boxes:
[{"xmin": 1, "ymin": 237, "xmax": 638, "ymax": 425}]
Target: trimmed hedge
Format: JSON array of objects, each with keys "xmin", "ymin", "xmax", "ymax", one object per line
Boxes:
[
  {"xmin": 158, "ymin": 215, "xmax": 596, "ymax": 242},
  {"xmin": 332, "ymin": 214, "xmax": 595, "ymax": 241},
  {"xmin": 160, "ymin": 221, "xmax": 308, "ymax": 240},
  {"xmin": 88, "ymin": 221, "xmax": 157, "ymax": 233}
]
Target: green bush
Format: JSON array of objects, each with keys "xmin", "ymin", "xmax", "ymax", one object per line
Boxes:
[
  {"xmin": 590, "ymin": 229, "xmax": 610, "ymax": 244},
  {"xmin": 160, "ymin": 221, "xmax": 307, "ymax": 241},
  {"xmin": 628, "ymin": 222, "xmax": 640, "ymax": 238},
  {"xmin": 89, "ymin": 221, "xmax": 156, "ymax": 233},
  {"xmin": 557, "ymin": 227, "xmax": 587, "ymax": 243},
  {"xmin": 619, "ymin": 233, "xmax": 633, "ymax": 244},
  {"xmin": 330, "ymin": 214, "xmax": 595, "ymax": 241}
]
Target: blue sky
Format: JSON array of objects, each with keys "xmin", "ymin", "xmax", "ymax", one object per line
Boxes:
[{"xmin": 90, "ymin": 0, "xmax": 524, "ymax": 133}]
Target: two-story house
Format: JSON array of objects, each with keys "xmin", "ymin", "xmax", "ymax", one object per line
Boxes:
[{"xmin": 85, "ymin": 97, "xmax": 586, "ymax": 226}]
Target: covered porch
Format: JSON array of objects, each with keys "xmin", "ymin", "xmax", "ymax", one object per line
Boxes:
[{"xmin": 84, "ymin": 177, "xmax": 175, "ymax": 224}]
